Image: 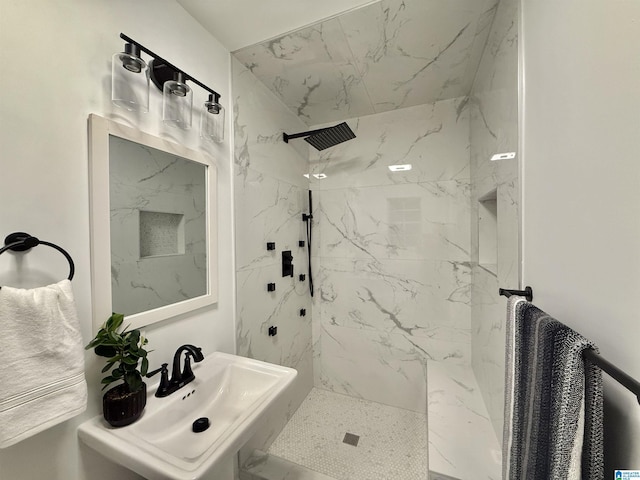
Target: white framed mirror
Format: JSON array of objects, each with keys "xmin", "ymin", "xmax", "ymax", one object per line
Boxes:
[{"xmin": 88, "ymin": 114, "xmax": 217, "ymax": 333}]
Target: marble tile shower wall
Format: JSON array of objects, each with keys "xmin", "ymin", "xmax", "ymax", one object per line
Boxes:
[
  {"xmin": 232, "ymin": 58, "xmax": 314, "ymax": 452},
  {"xmin": 233, "ymin": 0, "xmax": 499, "ymax": 126},
  {"xmin": 308, "ymin": 98, "xmax": 472, "ymax": 413},
  {"xmin": 469, "ymin": 0, "xmax": 519, "ymax": 441}
]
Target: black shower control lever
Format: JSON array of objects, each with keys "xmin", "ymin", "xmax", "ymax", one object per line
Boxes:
[
  {"xmin": 299, "ymin": 274, "xmax": 306, "ymax": 281},
  {"xmin": 282, "ymin": 250, "xmax": 294, "ymax": 277},
  {"xmin": 300, "ymin": 309, "xmax": 306, "ymax": 317},
  {"xmin": 266, "ymin": 242, "xmax": 275, "ymax": 251},
  {"xmin": 299, "ymin": 240, "xmax": 305, "ymax": 247},
  {"xmin": 268, "ymin": 326, "xmax": 278, "ymax": 336},
  {"xmin": 267, "ymin": 283, "xmax": 276, "ymax": 292}
]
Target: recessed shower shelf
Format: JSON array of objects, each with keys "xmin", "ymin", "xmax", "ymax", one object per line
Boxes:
[{"xmin": 478, "ymin": 189, "xmax": 497, "ymax": 273}]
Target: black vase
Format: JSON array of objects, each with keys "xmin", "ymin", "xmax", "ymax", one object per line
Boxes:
[{"xmin": 102, "ymin": 382, "xmax": 147, "ymax": 427}]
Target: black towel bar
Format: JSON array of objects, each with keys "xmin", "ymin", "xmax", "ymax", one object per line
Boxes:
[
  {"xmin": 499, "ymin": 286, "xmax": 533, "ymax": 301},
  {"xmin": 0, "ymin": 232, "xmax": 75, "ymax": 282},
  {"xmin": 502, "ymin": 285, "xmax": 640, "ymax": 405},
  {"xmin": 583, "ymin": 349, "xmax": 640, "ymax": 405}
]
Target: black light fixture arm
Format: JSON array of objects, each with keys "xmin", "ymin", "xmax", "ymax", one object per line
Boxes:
[{"xmin": 119, "ymin": 33, "xmax": 221, "ymax": 102}]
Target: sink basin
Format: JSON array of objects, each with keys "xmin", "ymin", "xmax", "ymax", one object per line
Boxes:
[{"xmin": 78, "ymin": 352, "xmax": 297, "ymax": 480}]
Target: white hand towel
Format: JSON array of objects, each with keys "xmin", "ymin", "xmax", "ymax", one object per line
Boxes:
[{"xmin": 0, "ymin": 279, "xmax": 87, "ymax": 448}]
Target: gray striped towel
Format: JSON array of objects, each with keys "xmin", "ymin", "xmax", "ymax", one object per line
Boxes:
[{"xmin": 503, "ymin": 298, "xmax": 604, "ymax": 480}]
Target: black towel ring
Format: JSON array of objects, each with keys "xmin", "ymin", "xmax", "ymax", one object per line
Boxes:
[{"xmin": 0, "ymin": 232, "xmax": 75, "ymax": 281}]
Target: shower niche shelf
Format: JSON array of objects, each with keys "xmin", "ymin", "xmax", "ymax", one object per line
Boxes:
[{"xmin": 478, "ymin": 189, "xmax": 497, "ymax": 276}]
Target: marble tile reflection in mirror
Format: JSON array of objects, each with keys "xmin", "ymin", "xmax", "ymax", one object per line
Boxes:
[
  {"xmin": 109, "ymin": 136, "xmax": 207, "ymax": 316},
  {"xmin": 89, "ymin": 114, "xmax": 217, "ymax": 333}
]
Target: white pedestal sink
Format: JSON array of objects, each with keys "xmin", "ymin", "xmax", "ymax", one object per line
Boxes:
[{"xmin": 78, "ymin": 352, "xmax": 297, "ymax": 480}]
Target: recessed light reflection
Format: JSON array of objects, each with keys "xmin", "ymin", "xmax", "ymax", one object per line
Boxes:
[
  {"xmin": 313, "ymin": 173, "xmax": 327, "ymax": 179},
  {"xmin": 490, "ymin": 152, "xmax": 516, "ymax": 161},
  {"xmin": 303, "ymin": 174, "xmax": 310, "ymax": 179},
  {"xmin": 388, "ymin": 164, "xmax": 412, "ymax": 172}
]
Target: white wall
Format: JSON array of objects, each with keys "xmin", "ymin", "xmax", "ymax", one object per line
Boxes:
[
  {"xmin": 521, "ymin": 0, "xmax": 640, "ymax": 471},
  {"xmin": 0, "ymin": 1, "xmax": 235, "ymax": 479}
]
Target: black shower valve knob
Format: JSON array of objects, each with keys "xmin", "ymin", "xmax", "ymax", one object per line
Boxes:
[
  {"xmin": 299, "ymin": 274, "xmax": 306, "ymax": 281},
  {"xmin": 267, "ymin": 283, "xmax": 276, "ymax": 292},
  {"xmin": 268, "ymin": 326, "xmax": 278, "ymax": 336},
  {"xmin": 299, "ymin": 309, "xmax": 306, "ymax": 317},
  {"xmin": 299, "ymin": 240, "xmax": 305, "ymax": 247},
  {"xmin": 282, "ymin": 250, "xmax": 294, "ymax": 277},
  {"xmin": 266, "ymin": 242, "xmax": 275, "ymax": 251}
]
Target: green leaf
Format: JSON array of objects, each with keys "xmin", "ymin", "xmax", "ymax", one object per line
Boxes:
[
  {"xmin": 108, "ymin": 331, "xmax": 122, "ymax": 344},
  {"xmin": 86, "ymin": 313, "xmax": 150, "ymax": 391},
  {"xmin": 108, "ymin": 313, "xmax": 124, "ymax": 332},
  {"xmin": 94, "ymin": 345, "xmax": 117, "ymax": 358},
  {"xmin": 121, "ymin": 355, "xmax": 137, "ymax": 365},
  {"xmin": 101, "ymin": 361, "xmax": 116, "ymax": 373},
  {"xmin": 123, "ymin": 362, "xmax": 138, "ymax": 372}
]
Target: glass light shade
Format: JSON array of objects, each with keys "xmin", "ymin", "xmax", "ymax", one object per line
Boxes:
[
  {"xmin": 200, "ymin": 97, "xmax": 225, "ymax": 143},
  {"xmin": 162, "ymin": 73, "xmax": 192, "ymax": 129},
  {"xmin": 111, "ymin": 50, "xmax": 149, "ymax": 112}
]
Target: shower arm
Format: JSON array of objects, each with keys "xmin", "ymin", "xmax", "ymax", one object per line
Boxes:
[{"xmin": 283, "ymin": 127, "xmax": 335, "ymax": 143}]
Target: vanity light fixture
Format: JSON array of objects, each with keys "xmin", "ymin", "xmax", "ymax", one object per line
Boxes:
[
  {"xmin": 388, "ymin": 164, "xmax": 412, "ymax": 172},
  {"xmin": 163, "ymin": 72, "xmax": 192, "ymax": 129},
  {"xmin": 200, "ymin": 93, "xmax": 225, "ymax": 143},
  {"xmin": 112, "ymin": 33, "xmax": 223, "ymax": 137},
  {"xmin": 112, "ymin": 42, "xmax": 149, "ymax": 112}
]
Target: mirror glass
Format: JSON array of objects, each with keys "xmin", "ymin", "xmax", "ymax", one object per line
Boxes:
[
  {"xmin": 89, "ymin": 115, "xmax": 217, "ymax": 332},
  {"xmin": 109, "ymin": 136, "xmax": 207, "ymax": 316}
]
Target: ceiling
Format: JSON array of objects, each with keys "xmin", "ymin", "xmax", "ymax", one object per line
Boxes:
[
  {"xmin": 176, "ymin": 0, "xmax": 378, "ymax": 51},
  {"xmin": 179, "ymin": 0, "xmax": 499, "ymax": 126}
]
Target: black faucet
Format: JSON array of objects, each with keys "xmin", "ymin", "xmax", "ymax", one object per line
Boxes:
[{"xmin": 146, "ymin": 344, "xmax": 204, "ymax": 398}]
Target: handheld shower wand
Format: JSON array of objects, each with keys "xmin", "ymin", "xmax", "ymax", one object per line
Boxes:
[{"xmin": 303, "ymin": 190, "xmax": 314, "ymax": 297}]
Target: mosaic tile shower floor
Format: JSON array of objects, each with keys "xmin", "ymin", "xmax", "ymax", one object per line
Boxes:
[
  {"xmin": 266, "ymin": 388, "xmax": 429, "ymax": 480},
  {"xmin": 242, "ymin": 365, "xmax": 501, "ymax": 480}
]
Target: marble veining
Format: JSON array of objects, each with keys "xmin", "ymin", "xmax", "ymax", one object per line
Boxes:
[
  {"xmin": 308, "ymin": 99, "xmax": 471, "ymax": 190},
  {"xmin": 233, "ymin": 58, "xmax": 314, "ymax": 462},
  {"xmin": 428, "ymin": 361, "xmax": 501, "ymax": 480},
  {"xmin": 109, "ymin": 136, "xmax": 207, "ymax": 316},
  {"xmin": 306, "ymin": 95, "xmax": 473, "ymax": 412},
  {"xmin": 317, "ymin": 181, "xmax": 471, "ymax": 262},
  {"xmin": 233, "ymin": 0, "xmax": 499, "ymax": 125},
  {"xmin": 316, "ymin": 258, "xmax": 471, "ymax": 342}
]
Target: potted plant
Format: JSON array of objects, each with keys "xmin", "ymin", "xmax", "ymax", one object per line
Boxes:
[{"xmin": 86, "ymin": 313, "xmax": 150, "ymax": 427}]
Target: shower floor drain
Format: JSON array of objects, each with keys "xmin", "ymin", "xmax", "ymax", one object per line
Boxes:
[{"xmin": 343, "ymin": 432, "xmax": 360, "ymax": 446}]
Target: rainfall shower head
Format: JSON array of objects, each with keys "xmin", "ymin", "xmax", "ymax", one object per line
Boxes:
[{"xmin": 283, "ymin": 122, "xmax": 356, "ymax": 151}]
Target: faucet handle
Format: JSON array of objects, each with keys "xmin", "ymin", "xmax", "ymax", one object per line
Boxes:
[
  {"xmin": 146, "ymin": 363, "xmax": 168, "ymax": 378},
  {"xmin": 147, "ymin": 363, "xmax": 172, "ymax": 398}
]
